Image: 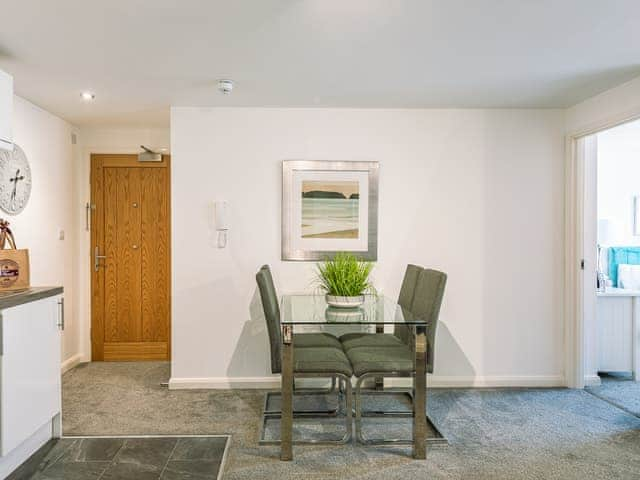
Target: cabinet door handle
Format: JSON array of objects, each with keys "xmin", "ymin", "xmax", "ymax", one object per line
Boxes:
[{"xmin": 57, "ymin": 298, "xmax": 65, "ymax": 331}]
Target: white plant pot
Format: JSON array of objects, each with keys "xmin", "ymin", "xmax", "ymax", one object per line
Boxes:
[
  {"xmin": 325, "ymin": 294, "xmax": 365, "ymax": 308},
  {"xmin": 325, "ymin": 306, "xmax": 365, "ymax": 323}
]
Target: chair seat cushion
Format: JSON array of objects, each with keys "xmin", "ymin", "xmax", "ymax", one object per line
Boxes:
[
  {"xmin": 346, "ymin": 345, "xmax": 413, "ymax": 376},
  {"xmin": 339, "ymin": 333, "xmax": 405, "ymax": 351},
  {"xmin": 293, "ymin": 347, "xmax": 353, "ymax": 376},
  {"xmin": 294, "ymin": 332, "xmax": 342, "ymax": 349}
]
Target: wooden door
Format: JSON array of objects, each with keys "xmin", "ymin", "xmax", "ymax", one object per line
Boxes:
[{"xmin": 91, "ymin": 154, "xmax": 170, "ymax": 361}]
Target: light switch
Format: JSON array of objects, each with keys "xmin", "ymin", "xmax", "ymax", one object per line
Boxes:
[{"xmin": 58, "ymin": 229, "xmax": 65, "ymax": 240}]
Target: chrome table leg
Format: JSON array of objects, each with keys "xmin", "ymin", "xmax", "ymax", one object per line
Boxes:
[
  {"xmin": 374, "ymin": 323, "xmax": 384, "ymax": 390},
  {"xmin": 281, "ymin": 324, "xmax": 293, "ymax": 461},
  {"xmin": 413, "ymin": 324, "xmax": 427, "ymax": 459}
]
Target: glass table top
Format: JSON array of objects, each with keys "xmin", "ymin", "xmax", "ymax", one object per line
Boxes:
[{"xmin": 281, "ymin": 294, "xmax": 426, "ymax": 325}]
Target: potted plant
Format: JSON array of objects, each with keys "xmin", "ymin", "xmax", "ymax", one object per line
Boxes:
[{"xmin": 315, "ymin": 252, "xmax": 375, "ymax": 308}]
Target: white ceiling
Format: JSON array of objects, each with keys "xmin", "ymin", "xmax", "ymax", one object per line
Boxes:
[{"xmin": 1, "ymin": 0, "xmax": 640, "ymax": 127}]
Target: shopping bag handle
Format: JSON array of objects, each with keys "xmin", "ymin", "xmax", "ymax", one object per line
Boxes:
[{"xmin": 0, "ymin": 219, "xmax": 17, "ymax": 250}]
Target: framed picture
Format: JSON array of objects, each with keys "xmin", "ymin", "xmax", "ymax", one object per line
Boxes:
[{"xmin": 282, "ymin": 160, "xmax": 379, "ymax": 261}]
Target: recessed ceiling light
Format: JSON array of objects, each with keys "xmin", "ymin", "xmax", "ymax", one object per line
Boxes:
[{"xmin": 81, "ymin": 91, "xmax": 95, "ymax": 101}]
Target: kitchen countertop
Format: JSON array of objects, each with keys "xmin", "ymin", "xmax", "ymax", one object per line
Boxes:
[
  {"xmin": 597, "ymin": 287, "xmax": 640, "ymax": 297},
  {"xmin": 0, "ymin": 286, "xmax": 63, "ymax": 310}
]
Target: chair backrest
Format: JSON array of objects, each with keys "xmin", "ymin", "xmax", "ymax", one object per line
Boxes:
[
  {"xmin": 411, "ymin": 268, "xmax": 447, "ymax": 373},
  {"xmin": 255, "ymin": 265, "xmax": 282, "ymax": 374},
  {"xmin": 394, "ymin": 264, "xmax": 422, "ymax": 345}
]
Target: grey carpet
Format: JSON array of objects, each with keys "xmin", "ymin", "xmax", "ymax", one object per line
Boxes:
[
  {"xmin": 63, "ymin": 362, "xmax": 640, "ymax": 479},
  {"xmin": 586, "ymin": 373, "xmax": 640, "ymax": 418}
]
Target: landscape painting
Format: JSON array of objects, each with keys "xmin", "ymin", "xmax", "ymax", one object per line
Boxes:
[
  {"xmin": 301, "ymin": 181, "xmax": 359, "ymax": 239},
  {"xmin": 282, "ymin": 160, "xmax": 379, "ymax": 261}
]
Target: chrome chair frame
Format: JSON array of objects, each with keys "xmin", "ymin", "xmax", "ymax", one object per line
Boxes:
[
  {"xmin": 263, "ymin": 377, "xmax": 341, "ymax": 416},
  {"xmin": 354, "ymin": 372, "xmax": 447, "ymax": 446},
  {"xmin": 259, "ymin": 372, "xmax": 353, "ymax": 445}
]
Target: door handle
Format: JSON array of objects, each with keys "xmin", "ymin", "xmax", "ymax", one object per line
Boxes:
[
  {"xmin": 57, "ymin": 298, "xmax": 65, "ymax": 331},
  {"xmin": 85, "ymin": 203, "xmax": 95, "ymax": 231},
  {"xmin": 94, "ymin": 246, "xmax": 106, "ymax": 272}
]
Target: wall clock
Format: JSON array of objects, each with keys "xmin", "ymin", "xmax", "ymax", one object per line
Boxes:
[{"xmin": 0, "ymin": 144, "xmax": 32, "ymax": 215}]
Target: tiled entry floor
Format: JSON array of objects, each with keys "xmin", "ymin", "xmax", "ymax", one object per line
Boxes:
[{"xmin": 8, "ymin": 435, "xmax": 230, "ymax": 480}]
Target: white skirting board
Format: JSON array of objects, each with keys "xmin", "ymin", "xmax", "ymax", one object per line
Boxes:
[
  {"xmin": 168, "ymin": 374, "xmax": 566, "ymax": 390},
  {"xmin": 61, "ymin": 354, "xmax": 84, "ymax": 374},
  {"xmin": 584, "ymin": 374, "xmax": 602, "ymax": 387},
  {"xmin": 169, "ymin": 377, "xmax": 281, "ymax": 390},
  {"xmin": 388, "ymin": 375, "xmax": 565, "ymax": 388}
]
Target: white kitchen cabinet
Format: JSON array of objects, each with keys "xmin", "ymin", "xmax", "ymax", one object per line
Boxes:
[
  {"xmin": 0, "ymin": 289, "xmax": 63, "ymax": 479},
  {"xmin": 0, "ymin": 69, "xmax": 12, "ymax": 151}
]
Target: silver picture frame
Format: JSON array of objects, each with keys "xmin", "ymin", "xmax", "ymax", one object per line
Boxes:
[{"xmin": 282, "ymin": 160, "xmax": 379, "ymax": 261}]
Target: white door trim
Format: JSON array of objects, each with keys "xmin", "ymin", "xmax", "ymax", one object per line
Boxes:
[
  {"xmin": 565, "ymin": 134, "xmax": 583, "ymax": 388},
  {"xmin": 565, "ymin": 111, "xmax": 640, "ymax": 388}
]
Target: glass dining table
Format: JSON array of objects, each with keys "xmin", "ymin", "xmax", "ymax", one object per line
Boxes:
[{"xmin": 279, "ymin": 294, "xmax": 431, "ymax": 460}]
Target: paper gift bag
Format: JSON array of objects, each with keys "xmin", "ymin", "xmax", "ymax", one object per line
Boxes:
[{"xmin": 0, "ymin": 219, "xmax": 30, "ymax": 291}]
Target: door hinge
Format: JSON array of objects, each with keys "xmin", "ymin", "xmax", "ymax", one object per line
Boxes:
[{"xmin": 580, "ymin": 259, "xmax": 585, "ymax": 270}]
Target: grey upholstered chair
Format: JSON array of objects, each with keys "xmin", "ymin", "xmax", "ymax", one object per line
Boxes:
[
  {"xmin": 256, "ymin": 265, "xmax": 353, "ymax": 444},
  {"xmin": 336, "ymin": 264, "xmax": 421, "ymax": 399},
  {"xmin": 339, "ymin": 264, "xmax": 422, "ymax": 351},
  {"xmin": 344, "ymin": 267, "xmax": 447, "ymax": 444},
  {"xmin": 258, "ymin": 265, "xmax": 342, "ymax": 365}
]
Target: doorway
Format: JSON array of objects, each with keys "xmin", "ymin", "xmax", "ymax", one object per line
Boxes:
[
  {"xmin": 90, "ymin": 154, "xmax": 171, "ymax": 361},
  {"xmin": 570, "ymin": 118, "xmax": 640, "ymax": 392}
]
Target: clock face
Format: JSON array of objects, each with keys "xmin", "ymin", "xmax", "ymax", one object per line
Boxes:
[{"xmin": 0, "ymin": 145, "xmax": 32, "ymax": 215}]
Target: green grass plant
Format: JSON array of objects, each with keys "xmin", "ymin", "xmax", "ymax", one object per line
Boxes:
[{"xmin": 315, "ymin": 252, "xmax": 375, "ymax": 296}]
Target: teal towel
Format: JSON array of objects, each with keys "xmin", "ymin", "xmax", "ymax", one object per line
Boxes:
[{"xmin": 608, "ymin": 247, "xmax": 640, "ymax": 287}]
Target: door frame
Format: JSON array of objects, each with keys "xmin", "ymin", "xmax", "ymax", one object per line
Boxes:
[
  {"xmin": 565, "ymin": 113, "xmax": 640, "ymax": 388},
  {"xmin": 90, "ymin": 153, "xmax": 172, "ymax": 361}
]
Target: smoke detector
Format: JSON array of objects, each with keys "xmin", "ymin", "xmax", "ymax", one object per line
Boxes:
[{"xmin": 218, "ymin": 79, "xmax": 234, "ymax": 95}]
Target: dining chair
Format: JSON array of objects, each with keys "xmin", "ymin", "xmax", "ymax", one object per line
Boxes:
[
  {"xmin": 257, "ymin": 265, "xmax": 346, "ymax": 399},
  {"xmin": 346, "ymin": 267, "xmax": 447, "ymax": 445},
  {"xmin": 339, "ymin": 264, "xmax": 422, "ymax": 351},
  {"xmin": 259, "ymin": 265, "xmax": 343, "ymax": 352},
  {"xmin": 255, "ymin": 266, "xmax": 353, "ymax": 444}
]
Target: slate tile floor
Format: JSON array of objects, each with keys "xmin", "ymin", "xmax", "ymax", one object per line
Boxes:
[{"xmin": 9, "ymin": 436, "xmax": 229, "ymax": 480}]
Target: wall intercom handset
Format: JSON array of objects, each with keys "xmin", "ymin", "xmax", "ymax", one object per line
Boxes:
[{"xmin": 214, "ymin": 200, "xmax": 229, "ymax": 248}]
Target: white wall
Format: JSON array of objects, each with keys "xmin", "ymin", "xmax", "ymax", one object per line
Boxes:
[
  {"xmin": 170, "ymin": 107, "xmax": 566, "ymax": 388},
  {"xmin": 596, "ymin": 119, "xmax": 640, "ymax": 247},
  {"xmin": 11, "ymin": 96, "xmax": 78, "ymax": 368},
  {"xmin": 73, "ymin": 127, "xmax": 170, "ymax": 361}
]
